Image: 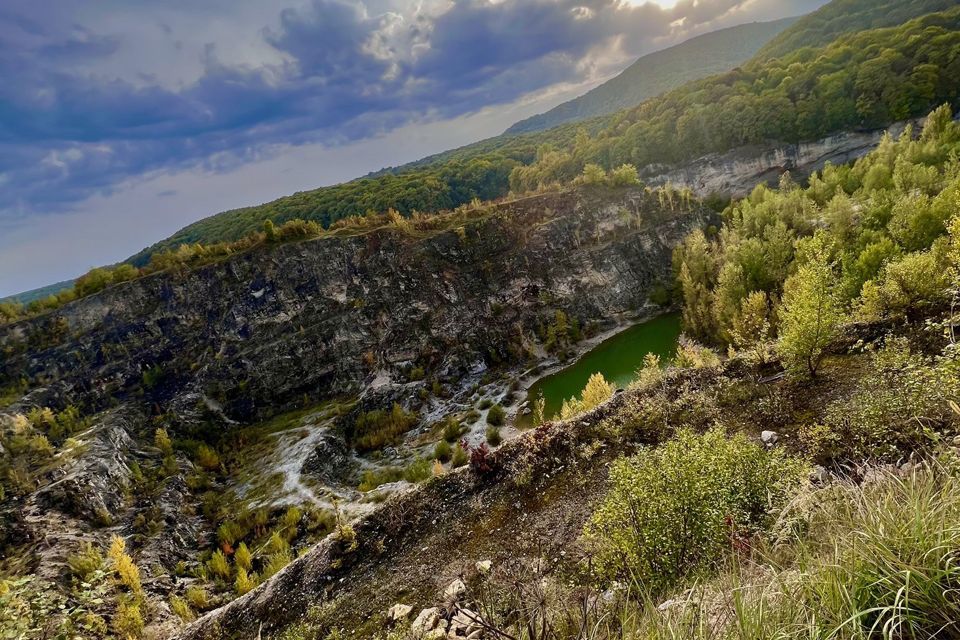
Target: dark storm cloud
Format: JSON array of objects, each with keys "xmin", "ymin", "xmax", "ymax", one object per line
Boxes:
[{"xmin": 0, "ymin": 0, "xmax": 818, "ymax": 218}]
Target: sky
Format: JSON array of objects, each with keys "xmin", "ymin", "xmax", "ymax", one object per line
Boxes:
[{"xmin": 0, "ymin": 0, "xmax": 827, "ymax": 298}]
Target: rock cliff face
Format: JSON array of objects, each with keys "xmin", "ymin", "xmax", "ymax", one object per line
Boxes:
[
  {"xmin": 0, "ymin": 186, "xmax": 712, "ymax": 636},
  {"xmin": 1, "ymin": 187, "xmax": 711, "ymax": 425},
  {"xmin": 645, "ymin": 120, "xmax": 916, "ymax": 198}
]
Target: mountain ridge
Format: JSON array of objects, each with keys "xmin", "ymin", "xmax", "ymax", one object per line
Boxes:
[{"xmin": 504, "ymin": 17, "xmax": 798, "ymax": 135}]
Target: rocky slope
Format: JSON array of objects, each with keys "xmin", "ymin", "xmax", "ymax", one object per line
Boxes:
[
  {"xmin": 0, "ymin": 186, "xmax": 712, "ymax": 635},
  {"xmin": 644, "ymin": 119, "xmax": 916, "ymax": 198},
  {"xmin": 1, "ymin": 187, "xmax": 708, "ymax": 425}
]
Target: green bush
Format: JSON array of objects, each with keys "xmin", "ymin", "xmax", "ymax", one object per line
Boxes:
[
  {"xmin": 485, "ymin": 426, "xmax": 502, "ymax": 446},
  {"xmin": 434, "ymin": 439, "xmax": 452, "ymax": 462},
  {"xmin": 442, "ymin": 417, "xmax": 462, "ymax": 442},
  {"xmin": 822, "ymin": 338, "xmax": 960, "ymax": 459},
  {"xmin": 66, "ymin": 543, "xmax": 103, "ymax": 581},
  {"xmin": 451, "ymin": 444, "xmax": 469, "ymax": 468},
  {"xmin": 486, "ymin": 404, "xmax": 506, "ymax": 426},
  {"xmin": 584, "ymin": 427, "xmax": 806, "ymax": 594},
  {"xmin": 351, "ymin": 404, "xmax": 418, "ymax": 452}
]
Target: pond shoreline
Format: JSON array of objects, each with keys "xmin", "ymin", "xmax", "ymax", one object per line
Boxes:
[{"xmin": 511, "ymin": 305, "xmax": 679, "ymax": 424}]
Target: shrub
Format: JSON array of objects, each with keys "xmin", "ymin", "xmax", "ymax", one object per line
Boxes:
[
  {"xmin": 442, "ymin": 417, "xmax": 462, "ymax": 442},
  {"xmin": 234, "ymin": 542, "xmax": 253, "ymax": 572},
  {"xmin": 280, "ymin": 506, "xmax": 303, "ymax": 537},
  {"xmin": 351, "ymin": 404, "xmax": 418, "ymax": 452},
  {"xmin": 777, "ymin": 239, "xmax": 842, "ymax": 378},
  {"xmin": 170, "ymin": 595, "xmax": 195, "ymax": 622},
  {"xmin": 266, "ymin": 531, "xmax": 290, "ymax": 556},
  {"xmin": 451, "ymin": 444, "xmax": 469, "ymax": 468},
  {"xmin": 262, "ymin": 551, "xmax": 292, "ymax": 579},
  {"xmin": 196, "ymin": 444, "xmax": 221, "ymax": 471},
  {"xmin": 154, "ymin": 428, "xmax": 173, "ymax": 456},
  {"xmin": 113, "ymin": 596, "xmax": 144, "ymax": 638},
  {"xmin": 184, "ymin": 585, "xmax": 209, "ymax": 611},
  {"xmin": 584, "ymin": 427, "xmax": 806, "ymax": 594},
  {"xmin": 108, "ymin": 536, "xmax": 142, "ymax": 595},
  {"xmin": 207, "ymin": 549, "xmax": 231, "ymax": 581},
  {"xmin": 486, "ymin": 404, "xmax": 506, "ymax": 426},
  {"xmin": 468, "ymin": 442, "xmax": 493, "ymax": 475},
  {"xmin": 485, "ymin": 426, "xmax": 502, "ymax": 446},
  {"xmin": 403, "ymin": 458, "xmax": 432, "ymax": 483},
  {"xmin": 408, "ymin": 367, "xmax": 425, "ymax": 381},
  {"xmin": 579, "ymin": 163, "xmax": 608, "ymax": 185},
  {"xmin": 673, "ymin": 340, "xmax": 721, "ymax": 370},
  {"xmin": 434, "ymin": 439, "xmax": 452, "ymax": 462},
  {"xmin": 608, "ymin": 164, "xmax": 641, "ymax": 187},
  {"xmin": 67, "ymin": 543, "xmax": 103, "ymax": 581},
  {"xmin": 559, "ymin": 372, "xmax": 615, "ymax": 419},
  {"xmin": 857, "ymin": 245, "xmax": 951, "ymax": 320},
  {"xmin": 234, "ymin": 567, "xmax": 258, "ymax": 595},
  {"xmin": 822, "ymin": 338, "xmax": 960, "ymax": 459},
  {"xmin": 217, "ymin": 520, "xmax": 245, "ymax": 550}
]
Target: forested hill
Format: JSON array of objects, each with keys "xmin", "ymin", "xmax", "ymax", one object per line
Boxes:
[
  {"xmin": 754, "ymin": 0, "xmax": 958, "ymax": 59},
  {"xmin": 505, "ymin": 18, "xmax": 797, "ymax": 135},
  {"xmin": 128, "ymin": 0, "xmax": 960, "ymax": 268}
]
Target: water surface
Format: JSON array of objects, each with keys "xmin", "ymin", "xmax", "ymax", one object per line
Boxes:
[{"xmin": 524, "ymin": 313, "xmax": 682, "ymax": 422}]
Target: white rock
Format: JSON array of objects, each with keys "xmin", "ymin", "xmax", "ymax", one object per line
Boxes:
[
  {"xmin": 760, "ymin": 430, "xmax": 779, "ymax": 445},
  {"xmin": 475, "ymin": 560, "xmax": 492, "ymax": 574},
  {"xmin": 411, "ymin": 607, "xmax": 441, "ymax": 634},
  {"xmin": 451, "ymin": 608, "xmax": 482, "ymax": 633},
  {"xmin": 810, "ymin": 465, "xmax": 830, "ymax": 485},
  {"xmin": 387, "ymin": 603, "xmax": 413, "ymax": 623},
  {"xmin": 443, "ymin": 578, "xmax": 467, "ymax": 601}
]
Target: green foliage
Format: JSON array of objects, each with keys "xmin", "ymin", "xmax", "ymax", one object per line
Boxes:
[
  {"xmin": 113, "ymin": 596, "xmax": 144, "ymax": 638},
  {"xmin": 433, "ymin": 439, "xmax": 452, "ymax": 462},
  {"xmin": 777, "ymin": 237, "xmax": 843, "ymax": 378},
  {"xmin": 466, "ymin": 465, "xmax": 960, "ymax": 640},
  {"xmin": 195, "ymin": 444, "xmax": 221, "ymax": 471},
  {"xmin": 442, "ymin": 417, "xmax": 462, "ymax": 442},
  {"xmin": 184, "ymin": 585, "xmax": 210, "ymax": 611},
  {"xmin": 234, "ymin": 567, "xmax": 259, "ymax": 595},
  {"xmin": 170, "ymin": 595, "xmax": 196, "ymax": 622},
  {"xmin": 350, "ymin": 404, "xmax": 418, "ymax": 452},
  {"xmin": 108, "ymin": 536, "xmax": 142, "ymax": 596},
  {"xmin": 675, "ymin": 105, "xmax": 960, "ymax": 363},
  {"xmin": 485, "ymin": 426, "xmax": 502, "ymax": 446},
  {"xmin": 486, "ymin": 404, "xmax": 506, "ymax": 426},
  {"xmin": 451, "ymin": 443, "xmax": 469, "ymax": 468},
  {"xmin": 755, "ymin": 0, "xmax": 957, "ymax": 59},
  {"xmin": 585, "ymin": 427, "xmax": 806, "ymax": 594},
  {"xmin": 822, "ymin": 338, "xmax": 960, "ymax": 459},
  {"xmin": 508, "ymin": 18, "xmax": 798, "ymax": 134},
  {"xmin": 234, "ymin": 542, "xmax": 253, "ymax": 572},
  {"xmin": 154, "ymin": 427, "xmax": 173, "ymax": 456},
  {"xmin": 67, "ymin": 543, "xmax": 103, "ymax": 581},
  {"xmin": 512, "ymin": 10, "xmax": 960, "ymax": 192}
]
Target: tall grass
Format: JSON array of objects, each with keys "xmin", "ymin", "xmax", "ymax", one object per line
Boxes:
[{"xmin": 466, "ymin": 462, "xmax": 960, "ymax": 640}]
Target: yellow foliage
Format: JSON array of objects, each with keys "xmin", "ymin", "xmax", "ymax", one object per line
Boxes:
[
  {"xmin": 108, "ymin": 536, "xmax": 142, "ymax": 595},
  {"xmin": 234, "ymin": 542, "xmax": 253, "ymax": 572},
  {"xmin": 234, "ymin": 567, "xmax": 258, "ymax": 595},
  {"xmin": 559, "ymin": 373, "xmax": 615, "ymax": 420}
]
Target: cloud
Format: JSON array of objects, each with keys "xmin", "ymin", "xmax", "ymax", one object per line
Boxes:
[{"xmin": 0, "ymin": 0, "xmax": 819, "ymax": 219}]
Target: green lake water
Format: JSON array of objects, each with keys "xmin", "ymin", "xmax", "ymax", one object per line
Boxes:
[{"xmin": 524, "ymin": 313, "xmax": 682, "ymax": 422}]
